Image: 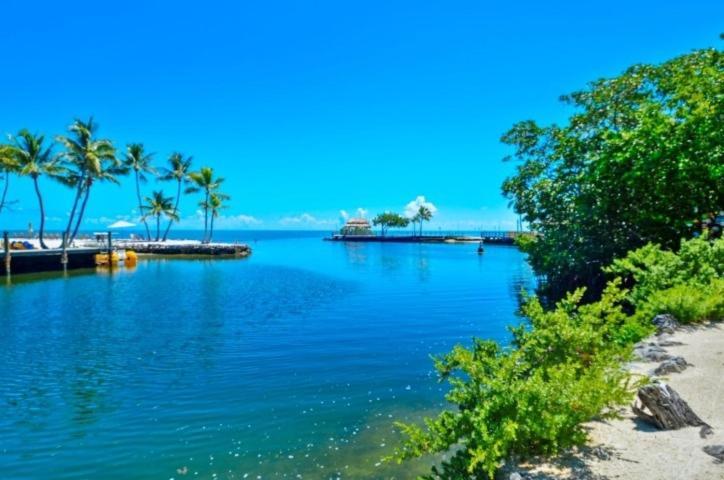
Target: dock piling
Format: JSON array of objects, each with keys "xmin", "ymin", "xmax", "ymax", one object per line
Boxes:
[
  {"xmin": 107, "ymin": 231, "xmax": 113, "ymax": 271},
  {"xmin": 3, "ymin": 231, "xmax": 10, "ymax": 277},
  {"xmin": 61, "ymin": 233, "xmax": 68, "ymax": 272}
]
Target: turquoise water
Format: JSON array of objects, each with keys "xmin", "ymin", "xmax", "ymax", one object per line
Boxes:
[{"xmin": 0, "ymin": 231, "xmax": 534, "ymax": 479}]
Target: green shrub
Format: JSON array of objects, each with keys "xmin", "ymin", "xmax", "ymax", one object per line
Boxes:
[
  {"xmin": 639, "ymin": 278, "xmax": 724, "ymax": 324},
  {"xmin": 389, "ymin": 282, "xmax": 638, "ymax": 479},
  {"xmin": 606, "ymin": 237, "xmax": 724, "ymax": 307}
]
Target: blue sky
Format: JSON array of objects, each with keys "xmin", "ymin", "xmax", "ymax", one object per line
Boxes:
[{"xmin": 0, "ymin": 0, "xmax": 721, "ymax": 231}]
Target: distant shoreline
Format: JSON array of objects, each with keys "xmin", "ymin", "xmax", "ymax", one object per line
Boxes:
[{"xmin": 324, "ymin": 233, "xmax": 519, "ymax": 245}]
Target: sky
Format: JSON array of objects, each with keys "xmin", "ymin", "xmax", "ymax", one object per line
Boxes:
[{"xmin": 0, "ymin": 0, "xmax": 721, "ymax": 231}]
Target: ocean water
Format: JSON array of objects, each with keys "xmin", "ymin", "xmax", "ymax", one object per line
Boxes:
[{"xmin": 0, "ymin": 231, "xmax": 534, "ymax": 479}]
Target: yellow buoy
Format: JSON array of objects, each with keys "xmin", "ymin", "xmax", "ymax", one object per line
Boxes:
[
  {"xmin": 125, "ymin": 250, "xmax": 137, "ymax": 267},
  {"xmin": 95, "ymin": 252, "xmax": 119, "ymax": 266}
]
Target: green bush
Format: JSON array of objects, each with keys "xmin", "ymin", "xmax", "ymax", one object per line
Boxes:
[
  {"xmin": 639, "ymin": 278, "xmax": 724, "ymax": 324},
  {"xmin": 607, "ymin": 237, "xmax": 724, "ymax": 325},
  {"xmin": 606, "ymin": 237, "xmax": 724, "ymax": 307},
  {"xmin": 389, "ymin": 282, "xmax": 638, "ymax": 479}
]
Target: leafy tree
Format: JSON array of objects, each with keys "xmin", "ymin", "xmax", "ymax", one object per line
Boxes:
[
  {"xmin": 12, "ymin": 130, "xmax": 66, "ymax": 248},
  {"xmin": 186, "ymin": 166, "xmax": 224, "ymax": 243},
  {"xmin": 56, "ymin": 118, "xmax": 123, "ymax": 245},
  {"xmin": 159, "ymin": 152, "xmax": 193, "ymax": 241},
  {"xmin": 122, "ymin": 143, "xmax": 156, "ymax": 240},
  {"xmin": 372, "ymin": 212, "xmax": 410, "ymax": 236},
  {"xmin": 501, "ymin": 48, "xmax": 723, "ymax": 300},
  {"xmin": 0, "ymin": 143, "xmax": 19, "ymax": 214},
  {"xmin": 142, "ymin": 190, "xmax": 178, "ymax": 241},
  {"xmin": 200, "ymin": 191, "xmax": 230, "ymax": 243}
]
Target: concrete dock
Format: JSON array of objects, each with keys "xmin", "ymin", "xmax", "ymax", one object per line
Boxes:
[
  {"xmin": 324, "ymin": 232, "xmax": 521, "ymax": 245},
  {"xmin": 1, "ymin": 247, "xmax": 101, "ymax": 276}
]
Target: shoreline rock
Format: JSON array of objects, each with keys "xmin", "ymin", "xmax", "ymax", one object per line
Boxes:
[{"xmin": 118, "ymin": 242, "xmax": 251, "ymax": 257}]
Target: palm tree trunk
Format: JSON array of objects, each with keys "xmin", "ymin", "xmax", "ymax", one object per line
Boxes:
[
  {"xmin": 203, "ymin": 190, "xmax": 209, "ymax": 243},
  {"xmin": 32, "ymin": 175, "xmax": 48, "ymax": 249},
  {"xmin": 0, "ymin": 170, "xmax": 9, "ymax": 213},
  {"xmin": 156, "ymin": 215, "xmax": 160, "ymax": 242},
  {"xmin": 63, "ymin": 177, "xmax": 85, "ymax": 247},
  {"xmin": 70, "ymin": 181, "xmax": 92, "ymax": 244},
  {"xmin": 162, "ymin": 179, "xmax": 181, "ymax": 242},
  {"xmin": 209, "ymin": 214, "xmax": 215, "ymax": 243},
  {"xmin": 135, "ymin": 170, "xmax": 152, "ymax": 241}
]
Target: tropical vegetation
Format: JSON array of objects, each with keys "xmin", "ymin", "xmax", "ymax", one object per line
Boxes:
[
  {"xmin": 501, "ymin": 48, "xmax": 723, "ymax": 300},
  {"xmin": 160, "ymin": 152, "xmax": 193, "ymax": 241},
  {"xmin": 202, "ymin": 191, "xmax": 230, "ymax": 243},
  {"xmin": 122, "ymin": 143, "xmax": 156, "ymax": 241},
  {"xmin": 410, "ymin": 205, "xmax": 433, "ymax": 236},
  {"xmin": 0, "ymin": 143, "xmax": 19, "ymax": 214},
  {"xmin": 143, "ymin": 190, "xmax": 179, "ymax": 242},
  {"xmin": 11, "ymin": 130, "xmax": 66, "ymax": 249},
  {"xmin": 56, "ymin": 117, "xmax": 122, "ymax": 245},
  {"xmin": 372, "ymin": 212, "xmax": 410, "ymax": 236},
  {"xmin": 186, "ymin": 166, "xmax": 225, "ymax": 243},
  {"xmin": 0, "ymin": 118, "xmax": 230, "ymax": 245}
]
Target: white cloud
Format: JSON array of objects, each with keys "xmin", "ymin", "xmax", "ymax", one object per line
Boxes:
[
  {"xmin": 279, "ymin": 213, "xmax": 334, "ymax": 226},
  {"xmin": 355, "ymin": 207, "xmax": 368, "ymax": 218},
  {"xmin": 339, "ymin": 210, "xmax": 349, "ymax": 221},
  {"xmin": 404, "ymin": 196, "xmax": 438, "ymax": 218}
]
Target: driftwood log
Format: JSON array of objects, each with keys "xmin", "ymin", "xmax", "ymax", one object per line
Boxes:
[{"xmin": 632, "ymin": 383, "xmax": 712, "ymax": 437}]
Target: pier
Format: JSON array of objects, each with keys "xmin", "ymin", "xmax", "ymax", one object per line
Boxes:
[
  {"xmin": 325, "ymin": 230, "xmax": 523, "ymax": 245},
  {"xmin": 1, "ymin": 247, "xmax": 101, "ymax": 276},
  {"xmin": 1, "ymin": 230, "xmax": 252, "ymax": 278}
]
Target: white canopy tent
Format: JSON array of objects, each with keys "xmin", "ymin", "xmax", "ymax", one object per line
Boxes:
[{"xmin": 107, "ymin": 220, "xmax": 136, "ymax": 229}]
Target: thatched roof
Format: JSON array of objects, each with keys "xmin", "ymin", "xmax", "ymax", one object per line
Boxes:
[{"xmin": 344, "ymin": 218, "xmax": 371, "ymax": 227}]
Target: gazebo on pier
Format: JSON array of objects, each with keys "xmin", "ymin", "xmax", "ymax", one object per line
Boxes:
[{"xmin": 340, "ymin": 218, "xmax": 373, "ymax": 236}]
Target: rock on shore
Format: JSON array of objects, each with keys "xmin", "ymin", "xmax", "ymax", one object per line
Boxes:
[
  {"xmin": 508, "ymin": 322, "xmax": 724, "ymax": 480},
  {"xmin": 118, "ymin": 241, "xmax": 251, "ymax": 256}
]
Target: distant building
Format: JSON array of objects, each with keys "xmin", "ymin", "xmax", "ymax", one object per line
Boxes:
[{"xmin": 341, "ymin": 218, "xmax": 373, "ymax": 236}]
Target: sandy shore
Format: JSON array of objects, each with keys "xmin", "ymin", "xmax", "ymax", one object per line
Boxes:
[{"xmin": 511, "ymin": 322, "xmax": 724, "ymax": 480}]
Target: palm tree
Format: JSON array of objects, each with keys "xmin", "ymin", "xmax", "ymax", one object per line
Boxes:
[
  {"xmin": 200, "ymin": 192, "xmax": 230, "ymax": 243},
  {"xmin": 142, "ymin": 190, "xmax": 178, "ymax": 241},
  {"xmin": 410, "ymin": 212, "xmax": 421, "ymax": 236},
  {"xmin": 56, "ymin": 117, "xmax": 122, "ymax": 246},
  {"xmin": 186, "ymin": 166, "xmax": 224, "ymax": 243},
  {"xmin": 12, "ymin": 130, "xmax": 66, "ymax": 249},
  {"xmin": 0, "ymin": 143, "xmax": 19, "ymax": 214},
  {"xmin": 159, "ymin": 152, "xmax": 192, "ymax": 241},
  {"xmin": 122, "ymin": 143, "xmax": 156, "ymax": 241},
  {"xmin": 417, "ymin": 205, "xmax": 433, "ymax": 236}
]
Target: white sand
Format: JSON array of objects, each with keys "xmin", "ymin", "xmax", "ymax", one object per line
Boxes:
[{"xmin": 514, "ymin": 322, "xmax": 724, "ymax": 479}]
